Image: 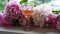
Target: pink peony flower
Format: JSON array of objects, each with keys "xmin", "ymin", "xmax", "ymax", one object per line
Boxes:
[
  {"xmin": 5, "ymin": 0, "xmax": 22, "ymax": 19},
  {"xmin": 46, "ymin": 14, "xmax": 57, "ymax": 28},
  {"xmin": 0, "ymin": 12, "xmax": 13, "ymax": 27},
  {"xmin": 56, "ymin": 14, "xmax": 60, "ymax": 31}
]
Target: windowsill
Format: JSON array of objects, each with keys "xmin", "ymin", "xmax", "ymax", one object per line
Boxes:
[{"xmin": 0, "ymin": 27, "xmax": 59, "ymax": 34}]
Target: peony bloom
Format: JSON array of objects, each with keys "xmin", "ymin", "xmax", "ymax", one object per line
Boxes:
[
  {"xmin": 45, "ymin": 14, "xmax": 57, "ymax": 28},
  {"xmin": 0, "ymin": 13, "xmax": 4, "ymax": 25},
  {"xmin": 56, "ymin": 14, "xmax": 60, "ymax": 31},
  {"xmin": 3, "ymin": 0, "xmax": 27, "ymax": 26},
  {"xmin": 32, "ymin": 6, "xmax": 46, "ymax": 28},
  {"xmin": 5, "ymin": 0, "xmax": 22, "ymax": 19},
  {"xmin": 0, "ymin": 12, "xmax": 13, "ymax": 27}
]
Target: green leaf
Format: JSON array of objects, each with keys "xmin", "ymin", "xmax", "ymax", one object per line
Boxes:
[
  {"xmin": 20, "ymin": 0, "xmax": 28, "ymax": 4},
  {"xmin": 52, "ymin": 10, "xmax": 60, "ymax": 14}
]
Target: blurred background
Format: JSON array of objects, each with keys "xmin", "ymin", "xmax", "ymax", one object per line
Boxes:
[{"xmin": 0, "ymin": 0, "xmax": 60, "ymax": 12}]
